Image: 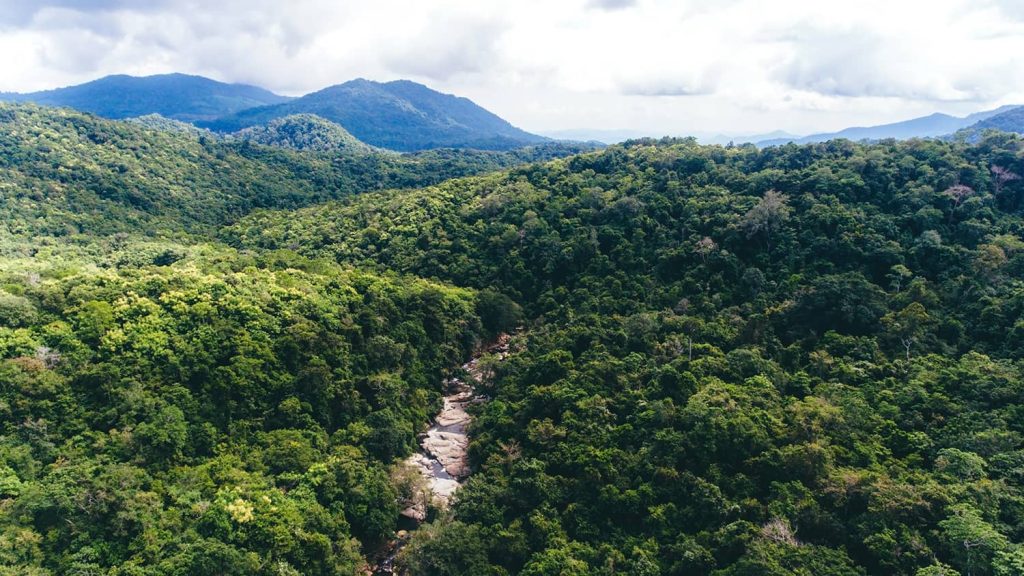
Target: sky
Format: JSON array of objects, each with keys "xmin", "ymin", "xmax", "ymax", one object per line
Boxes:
[{"xmin": 0, "ymin": 0, "xmax": 1023, "ymax": 139}]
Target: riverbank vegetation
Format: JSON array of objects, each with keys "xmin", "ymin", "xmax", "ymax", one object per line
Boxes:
[{"xmin": 235, "ymin": 134, "xmax": 1024, "ymax": 575}]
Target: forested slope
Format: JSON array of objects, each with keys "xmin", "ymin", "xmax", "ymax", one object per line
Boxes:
[
  {"xmin": 229, "ymin": 134, "xmax": 1024, "ymax": 575},
  {"xmin": 4, "ymin": 101, "xmax": 1024, "ymax": 574},
  {"xmin": 0, "ymin": 244, "xmax": 487, "ymax": 574},
  {"xmin": 0, "ymin": 104, "xmax": 589, "ymax": 241}
]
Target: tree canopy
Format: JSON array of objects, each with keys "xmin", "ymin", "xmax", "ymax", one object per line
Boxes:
[{"xmin": 3, "ymin": 105, "xmax": 1024, "ymax": 574}]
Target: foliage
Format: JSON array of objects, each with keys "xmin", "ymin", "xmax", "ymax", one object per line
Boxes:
[
  {"xmin": 5, "ymin": 113, "xmax": 1024, "ymax": 574},
  {"xmin": 0, "ymin": 245, "xmax": 483, "ymax": 574},
  {"xmin": 0, "ymin": 103, "xmax": 589, "ymax": 242},
  {"xmin": 234, "ymin": 114, "xmax": 378, "ymax": 153},
  {"xmin": 230, "ymin": 134, "xmax": 1024, "ymax": 575}
]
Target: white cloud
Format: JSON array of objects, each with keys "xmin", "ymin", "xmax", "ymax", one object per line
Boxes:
[
  {"xmin": 0, "ymin": 0, "xmax": 1022, "ymax": 136},
  {"xmin": 585, "ymin": 0, "xmax": 637, "ymax": 11},
  {"xmin": 378, "ymin": 9, "xmax": 510, "ymax": 82}
]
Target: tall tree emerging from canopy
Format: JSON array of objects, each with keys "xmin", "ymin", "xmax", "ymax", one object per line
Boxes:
[{"xmin": 741, "ymin": 189, "xmax": 790, "ymax": 257}]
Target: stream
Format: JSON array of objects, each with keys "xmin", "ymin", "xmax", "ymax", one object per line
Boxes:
[{"xmin": 372, "ymin": 334, "xmax": 511, "ymax": 575}]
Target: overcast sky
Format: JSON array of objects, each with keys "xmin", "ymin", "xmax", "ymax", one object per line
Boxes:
[{"xmin": 1, "ymin": 0, "xmax": 1022, "ymax": 138}]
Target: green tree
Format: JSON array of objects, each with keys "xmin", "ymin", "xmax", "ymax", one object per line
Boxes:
[
  {"xmin": 939, "ymin": 504, "xmax": 1008, "ymax": 576},
  {"xmin": 741, "ymin": 190, "xmax": 790, "ymax": 256}
]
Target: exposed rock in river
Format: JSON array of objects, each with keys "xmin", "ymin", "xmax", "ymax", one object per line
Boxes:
[
  {"xmin": 373, "ymin": 334, "xmax": 513, "ymax": 575},
  {"xmin": 400, "ymin": 334, "xmax": 509, "ymax": 516}
]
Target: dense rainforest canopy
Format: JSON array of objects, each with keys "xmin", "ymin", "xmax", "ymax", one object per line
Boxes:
[
  {"xmin": 2, "ymin": 104, "xmax": 1024, "ymax": 575},
  {"xmin": 0, "ymin": 103, "xmax": 590, "ymax": 238}
]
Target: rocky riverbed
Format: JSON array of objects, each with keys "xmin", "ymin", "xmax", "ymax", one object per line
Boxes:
[
  {"xmin": 372, "ymin": 334, "xmax": 511, "ymax": 575},
  {"xmin": 401, "ymin": 334, "xmax": 509, "ymax": 517}
]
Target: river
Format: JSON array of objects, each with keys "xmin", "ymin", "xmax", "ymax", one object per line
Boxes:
[{"xmin": 372, "ymin": 334, "xmax": 511, "ymax": 575}]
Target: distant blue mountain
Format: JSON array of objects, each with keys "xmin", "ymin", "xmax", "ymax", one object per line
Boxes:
[
  {"xmin": 200, "ymin": 78, "xmax": 548, "ymax": 152},
  {"xmin": 541, "ymin": 128, "xmax": 650, "ymax": 145},
  {"xmin": 0, "ymin": 73, "xmax": 290, "ymax": 122},
  {"xmin": 953, "ymin": 106, "xmax": 1024, "ymax": 141},
  {"xmin": 758, "ymin": 106, "xmax": 1019, "ymax": 146},
  {"xmin": 0, "ymin": 74, "xmax": 548, "ymax": 152},
  {"xmin": 702, "ymin": 130, "xmax": 801, "ymax": 146}
]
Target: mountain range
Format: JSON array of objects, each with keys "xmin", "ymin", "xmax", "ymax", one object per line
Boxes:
[
  {"xmin": 544, "ymin": 108, "xmax": 1024, "ymax": 147},
  {"xmin": 200, "ymin": 79, "xmax": 548, "ymax": 152},
  {"xmin": 755, "ymin": 105, "xmax": 1021, "ymax": 146},
  {"xmin": 0, "ymin": 73, "xmax": 289, "ymax": 122},
  {"xmin": 3, "ymin": 73, "xmax": 1023, "ymax": 152},
  {"xmin": 0, "ymin": 73, "xmax": 548, "ymax": 152}
]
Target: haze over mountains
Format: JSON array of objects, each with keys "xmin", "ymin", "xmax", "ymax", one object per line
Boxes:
[{"xmin": 555, "ymin": 108, "xmax": 1024, "ymax": 146}]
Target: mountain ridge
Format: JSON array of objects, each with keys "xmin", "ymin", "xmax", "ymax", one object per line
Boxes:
[
  {"xmin": 757, "ymin": 105, "xmax": 1020, "ymax": 146},
  {"xmin": 200, "ymin": 78, "xmax": 548, "ymax": 152},
  {"xmin": 953, "ymin": 105, "xmax": 1024, "ymax": 141},
  {"xmin": 0, "ymin": 73, "xmax": 291, "ymax": 122},
  {"xmin": 2, "ymin": 73, "xmax": 548, "ymax": 152}
]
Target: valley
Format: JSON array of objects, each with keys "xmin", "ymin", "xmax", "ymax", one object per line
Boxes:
[
  {"xmin": 4, "ymin": 1, "xmax": 1024, "ymax": 573},
  {"xmin": 375, "ymin": 334, "xmax": 511, "ymax": 575},
  {"xmin": 404, "ymin": 335, "xmax": 511, "ymax": 516},
  {"xmin": 1, "ymin": 98, "xmax": 1024, "ymax": 576}
]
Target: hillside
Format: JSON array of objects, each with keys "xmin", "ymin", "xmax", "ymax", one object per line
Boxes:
[
  {"xmin": 234, "ymin": 114, "xmax": 378, "ymax": 153},
  {"xmin": 126, "ymin": 113, "xmax": 212, "ymax": 134},
  {"xmin": 229, "ymin": 135, "xmax": 1024, "ymax": 575},
  {"xmin": 0, "ymin": 103, "xmax": 583, "ymax": 241},
  {"xmin": 0, "ymin": 73, "xmax": 290, "ymax": 122},
  {"xmin": 201, "ymin": 78, "xmax": 548, "ymax": 152},
  {"xmin": 954, "ymin": 106, "xmax": 1024, "ymax": 142},
  {"xmin": 3, "ymin": 116, "xmax": 1024, "ymax": 575},
  {"xmin": 967, "ymin": 105, "xmax": 1024, "ymax": 133},
  {"xmin": 0, "ymin": 242, "xmax": 483, "ymax": 575},
  {"xmin": 0, "ymin": 102, "xmax": 325, "ymax": 237},
  {"xmin": 759, "ymin": 105, "xmax": 1018, "ymax": 146}
]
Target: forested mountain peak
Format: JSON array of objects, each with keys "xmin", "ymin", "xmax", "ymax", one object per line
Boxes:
[
  {"xmin": 0, "ymin": 73, "xmax": 291, "ymax": 122},
  {"xmin": 199, "ymin": 78, "xmax": 548, "ymax": 151},
  {"xmin": 234, "ymin": 114, "xmax": 378, "ymax": 153}
]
